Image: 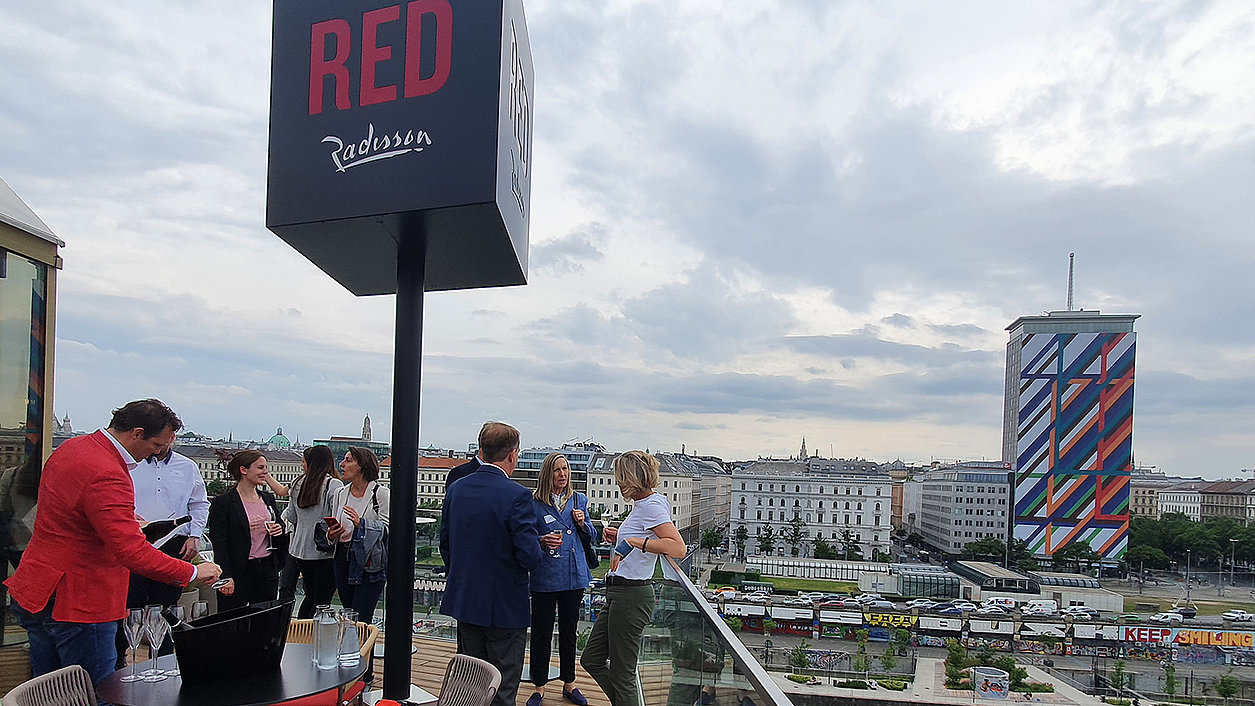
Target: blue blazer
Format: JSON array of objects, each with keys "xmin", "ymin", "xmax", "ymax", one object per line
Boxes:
[
  {"xmin": 440, "ymin": 465, "xmax": 542, "ymax": 629},
  {"xmin": 529, "ymin": 493, "xmax": 593, "ymax": 593}
]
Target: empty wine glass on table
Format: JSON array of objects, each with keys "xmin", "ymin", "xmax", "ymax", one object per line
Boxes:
[
  {"xmin": 120, "ymin": 609, "xmax": 146, "ymax": 683},
  {"xmin": 191, "ymin": 600, "xmax": 209, "ymax": 620},
  {"xmin": 164, "ymin": 605, "xmax": 186, "ymax": 676},
  {"xmin": 141, "ymin": 606, "xmax": 169, "ymax": 682}
]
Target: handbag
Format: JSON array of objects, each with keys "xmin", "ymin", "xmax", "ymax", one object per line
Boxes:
[
  {"xmin": 575, "ymin": 497, "xmax": 600, "ymax": 570},
  {"xmin": 313, "ymin": 479, "xmax": 336, "ymax": 553}
]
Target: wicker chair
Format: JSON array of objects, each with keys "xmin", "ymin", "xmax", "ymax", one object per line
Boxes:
[
  {"xmin": 282, "ymin": 619, "xmax": 380, "ymax": 706},
  {"xmin": 0, "ymin": 665, "xmax": 95, "ymax": 706},
  {"xmin": 438, "ymin": 654, "xmax": 501, "ymax": 706}
]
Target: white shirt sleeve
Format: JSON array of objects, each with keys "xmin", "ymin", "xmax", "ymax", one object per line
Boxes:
[{"xmin": 641, "ymin": 494, "xmax": 671, "ymax": 531}]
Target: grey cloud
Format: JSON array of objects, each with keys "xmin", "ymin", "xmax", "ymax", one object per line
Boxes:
[{"xmin": 531, "ymin": 223, "xmax": 606, "ymax": 274}]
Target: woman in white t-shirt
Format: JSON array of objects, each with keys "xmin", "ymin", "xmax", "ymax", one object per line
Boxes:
[{"xmin": 580, "ymin": 451, "xmax": 685, "ymax": 706}]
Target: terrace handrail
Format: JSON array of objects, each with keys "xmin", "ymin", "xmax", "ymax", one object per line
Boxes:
[{"xmin": 658, "ymin": 556, "xmax": 794, "ymax": 706}]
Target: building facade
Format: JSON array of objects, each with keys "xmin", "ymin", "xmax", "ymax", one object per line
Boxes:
[
  {"xmin": 1199, "ymin": 480, "xmax": 1255, "ymax": 525},
  {"xmin": 516, "ymin": 442, "xmax": 602, "ymax": 494},
  {"xmin": 585, "ymin": 452, "xmax": 697, "ymax": 541},
  {"xmin": 1158, "ymin": 481, "xmax": 1203, "ymax": 521},
  {"xmin": 1003, "ymin": 310, "xmax": 1138, "ymax": 561},
  {"xmin": 731, "ymin": 461, "xmax": 892, "ymax": 559},
  {"xmin": 904, "ymin": 464, "xmax": 1013, "ymax": 555}
]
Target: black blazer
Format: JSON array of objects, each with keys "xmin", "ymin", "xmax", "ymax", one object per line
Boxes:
[
  {"xmin": 444, "ymin": 456, "xmax": 481, "ymax": 496},
  {"xmin": 207, "ymin": 487, "xmax": 282, "ymax": 580}
]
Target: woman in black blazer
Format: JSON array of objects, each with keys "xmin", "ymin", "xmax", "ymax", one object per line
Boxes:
[{"xmin": 208, "ymin": 450, "xmax": 285, "ymax": 611}]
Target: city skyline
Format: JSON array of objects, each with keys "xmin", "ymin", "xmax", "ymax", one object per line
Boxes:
[{"xmin": 3, "ymin": 2, "xmax": 1253, "ymax": 477}]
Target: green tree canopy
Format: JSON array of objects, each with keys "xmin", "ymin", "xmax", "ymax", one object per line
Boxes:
[
  {"xmin": 757, "ymin": 525, "xmax": 776, "ymax": 555},
  {"xmin": 782, "ymin": 516, "xmax": 809, "ymax": 557}
]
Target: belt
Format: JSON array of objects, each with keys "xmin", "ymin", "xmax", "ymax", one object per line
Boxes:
[{"xmin": 605, "ymin": 576, "xmax": 653, "ymax": 587}]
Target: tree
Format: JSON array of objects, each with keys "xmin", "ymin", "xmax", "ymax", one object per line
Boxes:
[
  {"xmin": 813, "ymin": 535, "xmax": 839, "ymax": 560},
  {"xmin": 700, "ymin": 528, "xmax": 724, "ymax": 557},
  {"xmin": 838, "ymin": 530, "xmax": 864, "ymax": 561},
  {"xmin": 852, "ymin": 630, "xmax": 870, "ymax": 675},
  {"xmin": 1163, "ymin": 663, "xmax": 1177, "ymax": 697},
  {"xmin": 206, "ymin": 479, "xmax": 229, "ymax": 497},
  {"xmin": 891, "ymin": 628, "xmax": 912, "ymax": 656},
  {"xmin": 906, "ymin": 532, "xmax": 926, "ymax": 547},
  {"xmin": 789, "ymin": 641, "xmax": 811, "ymax": 670},
  {"xmin": 962, "ymin": 536, "xmax": 1006, "ymax": 562},
  {"xmin": 762, "ymin": 618, "xmax": 776, "ymax": 636},
  {"xmin": 1109, "ymin": 660, "xmax": 1129, "ymax": 699},
  {"xmin": 1052, "ymin": 542, "xmax": 1101, "ymax": 573},
  {"xmin": 1007, "ymin": 538, "xmax": 1038, "ymax": 571},
  {"xmin": 1125, "ymin": 545, "xmax": 1170, "ymax": 571},
  {"xmin": 1215, "ymin": 671, "xmax": 1239, "ymax": 706},
  {"xmin": 782, "ymin": 516, "xmax": 808, "ymax": 557},
  {"xmin": 879, "ymin": 647, "xmax": 897, "ymax": 673},
  {"xmin": 757, "ymin": 526, "xmax": 776, "ymax": 555},
  {"xmin": 872, "ymin": 549, "xmax": 892, "ymax": 563},
  {"xmin": 734, "ymin": 525, "xmax": 749, "ymax": 559}
]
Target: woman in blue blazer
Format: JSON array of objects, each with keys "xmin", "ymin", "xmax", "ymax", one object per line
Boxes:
[{"xmin": 526, "ymin": 453, "xmax": 593, "ymax": 706}]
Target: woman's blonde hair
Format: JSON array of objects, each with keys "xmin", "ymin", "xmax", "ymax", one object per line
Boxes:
[
  {"xmin": 534, "ymin": 453, "xmax": 574, "ymax": 508},
  {"xmin": 613, "ymin": 451, "xmax": 659, "ymax": 499}
]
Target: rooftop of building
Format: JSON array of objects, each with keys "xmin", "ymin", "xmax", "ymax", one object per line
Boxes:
[
  {"xmin": 1006, "ymin": 309, "xmax": 1140, "ymax": 335},
  {"xmin": 0, "ymin": 177, "xmax": 62, "ymax": 246},
  {"xmin": 952, "ymin": 560, "xmax": 1028, "ymax": 581},
  {"xmin": 1200, "ymin": 479, "xmax": 1255, "ymax": 494}
]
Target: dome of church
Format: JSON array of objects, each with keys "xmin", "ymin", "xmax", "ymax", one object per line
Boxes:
[{"xmin": 267, "ymin": 427, "xmax": 291, "ymax": 448}]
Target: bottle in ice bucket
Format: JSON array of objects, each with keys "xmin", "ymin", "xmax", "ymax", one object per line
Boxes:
[
  {"xmin": 315, "ymin": 607, "xmax": 339, "ymax": 670},
  {"xmin": 338, "ymin": 610, "xmax": 360, "ymax": 668}
]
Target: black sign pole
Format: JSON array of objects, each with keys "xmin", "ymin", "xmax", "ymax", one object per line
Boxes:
[{"xmin": 385, "ymin": 230, "xmax": 426, "ymax": 699}]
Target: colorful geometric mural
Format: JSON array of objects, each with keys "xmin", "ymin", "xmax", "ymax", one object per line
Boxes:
[{"xmin": 1014, "ymin": 332, "xmax": 1134, "ymax": 560}]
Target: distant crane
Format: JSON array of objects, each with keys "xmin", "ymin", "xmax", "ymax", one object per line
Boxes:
[{"xmin": 1066, "ymin": 252, "xmax": 1075, "ymax": 311}]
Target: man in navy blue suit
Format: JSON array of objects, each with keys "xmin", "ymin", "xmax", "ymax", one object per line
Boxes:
[{"xmin": 441, "ymin": 422, "xmax": 543, "ymax": 706}]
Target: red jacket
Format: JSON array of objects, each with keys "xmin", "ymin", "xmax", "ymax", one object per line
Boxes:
[{"xmin": 5, "ymin": 431, "xmax": 194, "ymax": 623}]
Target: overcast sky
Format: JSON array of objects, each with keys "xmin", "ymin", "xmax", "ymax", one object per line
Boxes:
[{"xmin": 2, "ymin": 1, "xmax": 1253, "ymax": 476}]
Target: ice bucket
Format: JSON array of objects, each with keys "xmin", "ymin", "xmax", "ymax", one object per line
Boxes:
[{"xmin": 168, "ymin": 599, "xmax": 294, "ymax": 684}]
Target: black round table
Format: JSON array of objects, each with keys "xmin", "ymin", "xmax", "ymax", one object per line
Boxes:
[{"xmin": 98, "ymin": 643, "xmax": 368, "ymax": 706}]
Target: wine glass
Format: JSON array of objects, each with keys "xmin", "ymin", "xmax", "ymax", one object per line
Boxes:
[
  {"xmin": 120, "ymin": 610, "xmax": 145, "ymax": 683},
  {"xmin": 164, "ymin": 605, "xmax": 185, "ymax": 676},
  {"xmin": 191, "ymin": 601, "xmax": 209, "ymax": 620},
  {"xmin": 141, "ymin": 606, "xmax": 169, "ymax": 682}
]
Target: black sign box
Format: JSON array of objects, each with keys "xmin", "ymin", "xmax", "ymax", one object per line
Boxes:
[{"xmin": 267, "ymin": 0, "xmax": 532, "ymax": 295}]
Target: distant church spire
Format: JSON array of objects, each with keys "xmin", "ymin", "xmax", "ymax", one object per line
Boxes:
[
  {"xmin": 799, "ymin": 437, "xmax": 808, "ymax": 460},
  {"xmin": 362, "ymin": 413, "xmax": 372, "ymax": 441}
]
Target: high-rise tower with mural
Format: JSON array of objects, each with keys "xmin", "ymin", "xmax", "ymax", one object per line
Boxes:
[{"xmin": 1002, "ymin": 310, "xmax": 1138, "ymax": 561}]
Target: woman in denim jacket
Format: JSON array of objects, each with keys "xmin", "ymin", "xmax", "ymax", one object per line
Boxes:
[{"xmin": 525, "ymin": 453, "xmax": 593, "ymax": 706}]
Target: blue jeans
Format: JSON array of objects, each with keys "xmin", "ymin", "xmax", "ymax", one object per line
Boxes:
[{"xmin": 13, "ymin": 599, "xmax": 118, "ymax": 686}]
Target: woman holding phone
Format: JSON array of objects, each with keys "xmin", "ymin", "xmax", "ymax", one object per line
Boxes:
[
  {"xmin": 207, "ymin": 450, "xmax": 285, "ymax": 611},
  {"xmin": 525, "ymin": 454, "xmax": 593, "ymax": 706},
  {"xmin": 327, "ymin": 446, "xmax": 389, "ymax": 623},
  {"xmin": 281, "ymin": 445, "xmax": 343, "ymax": 618},
  {"xmin": 580, "ymin": 451, "xmax": 685, "ymax": 706}
]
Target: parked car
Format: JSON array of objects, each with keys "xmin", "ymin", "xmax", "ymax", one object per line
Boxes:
[
  {"xmin": 982, "ymin": 597, "xmax": 1018, "ymax": 610},
  {"xmin": 1021, "ymin": 608, "xmax": 1056, "ymax": 618},
  {"xmin": 1170, "ymin": 606, "xmax": 1198, "ymax": 620},
  {"xmin": 1023, "ymin": 599, "xmax": 1059, "ymax": 614},
  {"xmin": 784, "ymin": 597, "xmax": 813, "ymax": 606},
  {"xmin": 976, "ymin": 605, "xmax": 1010, "ymax": 616},
  {"xmin": 936, "ymin": 606, "xmax": 964, "ymax": 616},
  {"xmin": 1062, "ymin": 606, "xmax": 1100, "ymax": 621},
  {"xmin": 865, "ymin": 600, "xmax": 896, "ymax": 610},
  {"xmin": 905, "ymin": 599, "xmax": 936, "ymax": 609},
  {"xmin": 1221, "ymin": 610, "xmax": 1254, "ymax": 622},
  {"xmin": 951, "ymin": 602, "xmax": 978, "ymax": 611},
  {"xmin": 1150, "ymin": 612, "xmax": 1184, "ymax": 625},
  {"xmin": 856, "ymin": 593, "xmax": 883, "ymax": 603},
  {"xmin": 801, "ymin": 592, "xmax": 827, "ymax": 601},
  {"xmin": 1117, "ymin": 614, "xmax": 1142, "ymax": 623},
  {"xmin": 744, "ymin": 592, "xmax": 770, "ymax": 603}
]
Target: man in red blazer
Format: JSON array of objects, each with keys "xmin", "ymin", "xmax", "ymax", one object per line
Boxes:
[{"xmin": 5, "ymin": 399, "xmax": 222, "ymax": 685}]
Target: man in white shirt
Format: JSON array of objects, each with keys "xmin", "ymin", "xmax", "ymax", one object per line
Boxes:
[{"xmin": 115, "ymin": 446, "xmax": 210, "ymax": 666}]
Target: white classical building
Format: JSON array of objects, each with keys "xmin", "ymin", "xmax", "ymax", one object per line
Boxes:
[
  {"xmin": 586, "ymin": 452, "xmax": 697, "ymax": 538},
  {"xmin": 731, "ymin": 461, "xmax": 892, "ymax": 558},
  {"xmin": 1159, "ymin": 481, "xmax": 1203, "ymax": 521}
]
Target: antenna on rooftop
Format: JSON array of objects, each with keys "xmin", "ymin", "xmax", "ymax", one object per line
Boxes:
[{"xmin": 1066, "ymin": 252, "xmax": 1075, "ymax": 311}]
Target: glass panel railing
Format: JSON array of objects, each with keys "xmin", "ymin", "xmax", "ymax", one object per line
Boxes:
[{"xmin": 650, "ymin": 556, "xmax": 794, "ymax": 706}]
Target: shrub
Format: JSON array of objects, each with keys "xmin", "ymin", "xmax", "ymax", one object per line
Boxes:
[
  {"xmin": 877, "ymin": 679, "xmax": 908, "ymax": 691},
  {"xmin": 415, "ymin": 546, "xmax": 433, "ymax": 559},
  {"xmin": 787, "ymin": 674, "xmax": 810, "ymax": 684},
  {"xmin": 836, "ymin": 680, "xmax": 870, "ymax": 689}
]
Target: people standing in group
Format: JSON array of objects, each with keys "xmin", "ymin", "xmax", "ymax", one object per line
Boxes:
[
  {"xmin": 327, "ymin": 446, "xmax": 389, "ymax": 624},
  {"xmin": 4, "ymin": 399, "xmax": 221, "ymax": 686},
  {"xmin": 208, "ymin": 450, "xmax": 285, "ymax": 611},
  {"xmin": 441, "ymin": 422, "xmax": 542, "ymax": 706},
  {"xmin": 281, "ymin": 445, "xmax": 343, "ymax": 618},
  {"xmin": 525, "ymin": 453, "xmax": 592, "ymax": 706},
  {"xmin": 581, "ymin": 451, "xmax": 685, "ymax": 706},
  {"xmin": 114, "ymin": 444, "xmax": 210, "ymax": 669}
]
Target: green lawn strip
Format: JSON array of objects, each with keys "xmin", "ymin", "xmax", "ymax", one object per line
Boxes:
[
  {"xmin": 1122, "ymin": 597, "xmax": 1253, "ymax": 616},
  {"xmin": 757, "ymin": 578, "xmax": 860, "ymax": 594}
]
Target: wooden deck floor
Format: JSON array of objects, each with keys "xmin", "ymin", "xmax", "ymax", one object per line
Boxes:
[{"xmin": 379, "ymin": 636, "xmax": 678, "ymax": 706}]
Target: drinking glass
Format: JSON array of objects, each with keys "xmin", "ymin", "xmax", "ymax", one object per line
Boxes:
[
  {"xmin": 141, "ymin": 606, "xmax": 169, "ymax": 682},
  {"xmin": 120, "ymin": 610, "xmax": 145, "ymax": 683},
  {"xmin": 191, "ymin": 601, "xmax": 209, "ymax": 620},
  {"xmin": 164, "ymin": 605, "xmax": 185, "ymax": 676},
  {"xmin": 337, "ymin": 609, "xmax": 361, "ymax": 667}
]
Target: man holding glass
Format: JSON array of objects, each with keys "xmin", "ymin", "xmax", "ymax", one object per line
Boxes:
[{"xmin": 4, "ymin": 399, "xmax": 222, "ymax": 686}]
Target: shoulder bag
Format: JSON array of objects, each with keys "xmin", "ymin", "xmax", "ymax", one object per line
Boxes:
[{"xmin": 312, "ymin": 479, "xmax": 336, "ymax": 553}]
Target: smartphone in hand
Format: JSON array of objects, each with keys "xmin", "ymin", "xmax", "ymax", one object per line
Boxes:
[{"xmin": 324, "ymin": 516, "xmax": 340, "ymax": 527}]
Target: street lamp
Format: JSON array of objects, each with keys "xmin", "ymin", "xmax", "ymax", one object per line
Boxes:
[
  {"xmin": 1231, "ymin": 538, "xmax": 1240, "ymax": 592},
  {"xmin": 1185, "ymin": 549, "xmax": 1192, "ymax": 605}
]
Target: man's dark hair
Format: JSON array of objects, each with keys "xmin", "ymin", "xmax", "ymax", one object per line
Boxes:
[
  {"xmin": 478, "ymin": 421, "xmax": 519, "ymax": 464},
  {"xmin": 108, "ymin": 399, "xmax": 183, "ymax": 439}
]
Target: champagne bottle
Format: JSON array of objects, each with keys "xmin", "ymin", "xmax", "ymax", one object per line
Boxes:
[{"xmin": 141, "ymin": 515, "xmax": 193, "ymax": 543}]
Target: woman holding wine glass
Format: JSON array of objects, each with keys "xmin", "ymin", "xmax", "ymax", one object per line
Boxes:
[{"xmin": 207, "ymin": 450, "xmax": 285, "ymax": 611}]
